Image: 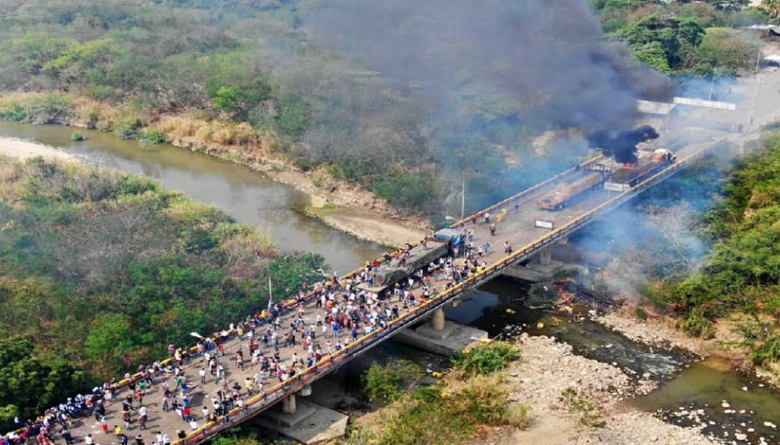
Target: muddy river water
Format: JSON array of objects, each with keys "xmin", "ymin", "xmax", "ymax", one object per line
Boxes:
[
  {"xmin": 0, "ymin": 121, "xmax": 384, "ymax": 273},
  {"xmin": 3, "ymin": 122, "xmax": 780, "ymax": 444}
]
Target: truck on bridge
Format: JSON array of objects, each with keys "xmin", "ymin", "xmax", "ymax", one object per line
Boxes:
[
  {"xmin": 536, "ymin": 170, "xmax": 606, "ymax": 211},
  {"xmin": 605, "ymin": 148, "xmax": 676, "ymax": 192}
]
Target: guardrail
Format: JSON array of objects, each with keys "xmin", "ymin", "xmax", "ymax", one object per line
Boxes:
[
  {"xmin": 4, "ymin": 145, "xmax": 710, "ymax": 445},
  {"xmin": 451, "ymin": 155, "xmax": 604, "ymax": 228}
]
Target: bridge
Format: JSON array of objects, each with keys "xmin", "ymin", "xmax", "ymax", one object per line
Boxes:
[{"xmin": 5, "ymin": 135, "xmax": 725, "ymax": 445}]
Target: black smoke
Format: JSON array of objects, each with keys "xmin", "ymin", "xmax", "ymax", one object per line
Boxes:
[
  {"xmin": 309, "ymin": 0, "xmax": 671, "ymax": 131},
  {"xmin": 586, "ymin": 125, "xmax": 660, "ymax": 165}
]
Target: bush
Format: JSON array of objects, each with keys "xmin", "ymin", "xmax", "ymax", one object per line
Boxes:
[
  {"xmin": 71, "ymin": 133, "xmax": 87, "ymax": 141},
  {"xmin": 752, "ymin": 335, "xmax": 780, "ymax": 366},
  {"xmin": 0, "ymin": 103, "xmax": 31, "ymax": 122},
  {"xmin": 115, "ymin": 124, "xmax": 138, "ymax": 140},
  {"xmin": 452, "ymin": 341, "xmax": 520, "ymax": 377},
  {"xmin": 374, "ymin": 374, "xmax": 528, "ymax": 445},
  {"xmin": 362, "ymin": 360, "xmax": 422, "ymax": 403},
  {"xmin": 373, "ymin": 172, "xmax": 441, "ymax": 212},
  {"xmin": 139, "ymin": 130, "xmax": 168, "ymax": 146},
  {"xmin": 680, "ymin": 309, "xmax": 715, "ymax": 338}
]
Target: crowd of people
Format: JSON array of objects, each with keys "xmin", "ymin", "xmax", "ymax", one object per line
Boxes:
[{"xmin": 3, "ymin": 213, "xmax": 512, "ymax": 445}]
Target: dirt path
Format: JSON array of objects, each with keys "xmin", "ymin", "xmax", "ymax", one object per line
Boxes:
[{"xmin": 307, "ymin": 207, "xmax": 428, "ymax": 248}]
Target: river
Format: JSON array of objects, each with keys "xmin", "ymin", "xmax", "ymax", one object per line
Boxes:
[{"xmin": 0, "ymin": 121, "xmax": 385, "ymax": 273}]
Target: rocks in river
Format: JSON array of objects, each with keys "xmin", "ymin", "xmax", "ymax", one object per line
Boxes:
[
  {"xmin": 722, "ymin": 401, "xmax": 730, "ymax": 408},
  {"xmin": 735, "ymin": 432, "xmax": 748, "ymax": 441}
]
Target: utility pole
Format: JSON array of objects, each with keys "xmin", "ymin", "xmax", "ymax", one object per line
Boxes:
[
  {"xmin": 747, "ymin": 42, "xmax": 764, "ymax": 137},
  {"xmin": 708, "ymin": 70, "xmax": 717, "ymax": 101},
  {"xmin": 267, "ymin": 269, "xmax": 273, "ymax": 311},
  {"xmin": 461, "ymin": 177, "xmax": 466, "ymax": 219}
]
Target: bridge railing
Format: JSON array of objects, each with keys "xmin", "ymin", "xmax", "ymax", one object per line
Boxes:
[{"xmin": 451, "ymin": 155, "xmax": 604, "ymax": 228}]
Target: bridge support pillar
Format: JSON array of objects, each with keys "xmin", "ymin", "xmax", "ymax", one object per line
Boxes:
[
  {"xmin": 539, "ymin": 247, "xmax": 552, "ymax": 266},
  {"xmin": 299, "ymin": 384, "xmax": 312, "ymax": 397},
  {"xmin": 282, "ymin": 394, "xmax": 297, "ymax": 414},
  {"xmin": 395, "ymin": 307, "xmax": 487, "ymax": 356},
  {"xmin": 432, "ymin": 308, "xmax": 446, "ymax": 331},
  {"xmin": 451, "ymin": 297, "xmax": 461, "ymax": 308}
]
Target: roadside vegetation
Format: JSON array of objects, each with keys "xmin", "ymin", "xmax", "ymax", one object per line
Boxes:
[{"xmin": 0, "ymin": 156, "xmax": 323, "ymax": 430}]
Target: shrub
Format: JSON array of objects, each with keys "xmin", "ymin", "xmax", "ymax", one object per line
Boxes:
[
  {"xmin": 115, "ymin": 124, "xmax": 138, "ymax": 140},
  {"xmin": 0, "ymin": 103, "xmax": 31, "ymax": 122},
  {"xmin": 362, "ymin": 360, "xmax": 422, "ymax": 403},
  {"xmin": 452, "ymin": 341, "xmax": 520, "ymax": 377},
  {"xmin": 375, "ymin": 374, "xmax": 528, "ymax": 445},
  {"xmin": 71, "ymin": 133, "xmax": 87, "ymax": 141},
  {"xmin": 680, "ymin": 309, "xmax": 715, "ymax": 338},
  {"xmin": 752, "ymin": 334, "xmax": 780, "ymax": 366},
  {"xmin": 139, "ymin": 130, "xmax": 168, "ymax": 146},
  {"xmin": 373, "ymin": 172, "xmax": 441, "ymax": 212}
]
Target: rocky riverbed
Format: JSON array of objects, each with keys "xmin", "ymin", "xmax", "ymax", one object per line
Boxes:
[{"xmin": 495, "ymin": 334, "xmax": 720, "ymax": 445}]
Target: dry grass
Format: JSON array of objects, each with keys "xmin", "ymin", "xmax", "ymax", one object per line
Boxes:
[
  {"xmin": 0, "ymin": 93, "xmax": 276, "ymax": 164},
  {"xmin": 156, "ymin": 114, "xmax": 272, "ymax": 156},
  {"xmin": 0, "ymin": 92, "xmax": 49, "ymax": 112}
]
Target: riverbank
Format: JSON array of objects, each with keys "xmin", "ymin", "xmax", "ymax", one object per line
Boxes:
[
  {"xmin": 0, "ymin": 92, "xmax": 432, "ymax": 246},
  {"xmin": 0, "ymin": 125, "xmax": 428, "ymax": 248},
  {"xmin": 0, "ymin": 137, "xmax": 78, "ymax": 163},
  {"xmin": 501, "ymin": 334, "xmax": 718, "ymax": 445},
  {"xmin": 344, "ymin": 334, "xmax": 718, "ymax": 445}
]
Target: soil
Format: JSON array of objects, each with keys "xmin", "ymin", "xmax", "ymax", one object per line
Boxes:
[
  {"xmin": 0, "ymin": 136, "xmax": 78, "ymax": 163},
  {"xmin": 306, "ymin": 206, "xmax": 428, "ymax": 248},
  {"xmin": 595, "ymin": 306, "xmax": 713, "ymax": 357}
]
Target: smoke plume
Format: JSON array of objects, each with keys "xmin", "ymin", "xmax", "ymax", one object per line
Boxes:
[
  {"xmin": 310, "ymin": 0, "xmax": 670, "ymax": 131},
  {"xmin": 586, "ymin": 125, "xmax": 660, "ymax": 164}
]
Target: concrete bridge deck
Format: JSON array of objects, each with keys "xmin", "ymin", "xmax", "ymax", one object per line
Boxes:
[{"xmin": 6, "ymin": 136, "xmax": 722, "ymax": 445}]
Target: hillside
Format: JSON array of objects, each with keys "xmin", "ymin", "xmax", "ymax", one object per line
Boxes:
[{"xmin": 0, "ymin": 1, "xmax": 771, "ymax": 219}]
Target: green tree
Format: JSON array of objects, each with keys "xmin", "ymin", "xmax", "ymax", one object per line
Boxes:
[
  {"xmin": 83, "ymin": 313, "xmax": 137, "ymax": 371},
  {"xmin": 617, "ymin": 13, "xmax": 706, "ymax": 71},
  {"xmin": 0, "ymin": 336, "xmax": 89, "ymax": 431}
]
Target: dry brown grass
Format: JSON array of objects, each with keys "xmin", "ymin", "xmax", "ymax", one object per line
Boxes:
[
  {"xmin": 1, "ymin": 93, "xmax": 276, "ymax": 160},
  {"xmin": 0, "ymin": 92, "xmax": 49, "ymax": 112},
  {"xmin": 156, "ymin": 113, "xmax": 273, "ymax": 156}
]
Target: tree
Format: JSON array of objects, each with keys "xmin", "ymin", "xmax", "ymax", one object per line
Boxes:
[
  {"xmin": 763, "ymin": 0, "xmax": 780, "ymax": 18},
  {"xmin": 0, "ymin": 336, "xmax": 89, "ymax": 431},
  {"xmin": 617, "ymin": 13, "xmax": 706, "ymax": 71}
]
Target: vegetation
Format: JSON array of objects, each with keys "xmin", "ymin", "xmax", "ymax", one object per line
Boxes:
[
  {"xmin": 348, "ymin": 373, "xmax": 529, "ymax": 445},
  {"xmin": 0, "ymin": 156, "xmax": 324, "ymax": 430},
  {"xmin": 362, "ymin": 360, "xmax": 422, "ymax": 403},
  {"xmin": 0, "ymin": 1, "xmax": 766, "ymax": 216},
  {"xmin": 644, "ymin": 133, "xmax": 780, "ymax": 365},
  {"xmin": 452, "ymin": 341, "xmax": 520, "ymax": 377},
  {"xmin": 595, "ymin": 0, "xmax": 766, "ymax": 77}
]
